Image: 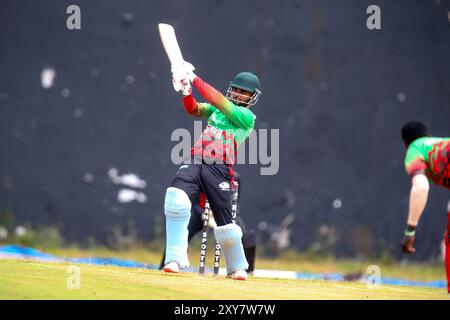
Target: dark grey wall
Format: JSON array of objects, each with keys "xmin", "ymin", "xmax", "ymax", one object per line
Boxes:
[{"xmin": 0, "ymin": 0, "xmax": 449, "ymax": 260}]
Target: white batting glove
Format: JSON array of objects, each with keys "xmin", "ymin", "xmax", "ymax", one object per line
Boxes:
[
  {"xmin": 183, "ymin": 61, "xmax": 197, "ymax": 82},
  {"xmin": 172, "ymin": 77, "xmax": 192, "ymax": 96},
  {"xmin": 172, "ymin": 78, "xmax": 181, "ymax": 92},
  {"xmin": 171, "ymin": 62, "xmax": 196, "ymax": 94},
  {"xmin": 171, "ymin": 63, "xmax": 186, "ymax": 81},
  {"xmin": 171, "ymin": 62, "xmax": 195, "ymax": 82},
  {"xmin": 180, "ymin": 79, "xmax": 192, "ymax": 96}
]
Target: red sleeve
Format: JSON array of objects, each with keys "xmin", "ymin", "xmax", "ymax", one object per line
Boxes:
[
  {"xmin": 192, "ymin": 76, "xmax": 233, "ymax": 113},
  {"xmin": 182, "ymin": 94, "xmax": 198, "ymax": 115}
]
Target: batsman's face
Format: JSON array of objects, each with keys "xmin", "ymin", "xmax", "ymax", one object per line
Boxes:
[{"xmin": 230, "ymin": 88, "xmax": 252, "ymax": 105}]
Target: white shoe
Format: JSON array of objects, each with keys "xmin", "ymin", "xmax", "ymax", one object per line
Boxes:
[
  {"xmin": 163, "ymin": 261, "xmax": 180, "ymax": 273},
  {"xmin": 231, "ymin": 270, "xmax": 247, "ymax": 281}
]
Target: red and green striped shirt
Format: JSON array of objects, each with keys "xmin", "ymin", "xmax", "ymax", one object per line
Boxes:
[{"xmin": 404, "ymin": 136, "xmax": 450, "ymax": 188}]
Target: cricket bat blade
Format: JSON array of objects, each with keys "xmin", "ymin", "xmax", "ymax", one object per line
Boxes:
[{"xmin": 158, "ymin": 23, "xmax": 184, "ymax": 66}]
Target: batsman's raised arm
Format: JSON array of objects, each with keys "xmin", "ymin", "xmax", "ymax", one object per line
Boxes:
[
  {"xmin": 191, "ymin": 75, "xmax": 255, "ymax": 129},
  {"xmin": 171, "ymin": 60, "xmax": 260, "ymax": 128},
  {"xmin": 181, "ymin": 94, "xmax": 213, "ymax": 118},
  {"xmin": 170, "ymin": 62, "xmax": 214, "ymax": 119}
]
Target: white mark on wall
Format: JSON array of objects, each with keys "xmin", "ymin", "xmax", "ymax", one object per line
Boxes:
[
  {"xmin": 41, "ymin": 68, "xmax": 56, "ymax": 89},
  {"xmin": 117, "ymin": 189, "xmax": 147, "ymax": 203},
  {"xmin": 108, "ymin": 168, "xmax": 147, "ymax": 189}
]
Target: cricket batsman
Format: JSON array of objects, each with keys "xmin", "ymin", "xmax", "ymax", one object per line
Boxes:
[
  {"xmin": 159, "ymin": 171, "xmax": 257, "ymax": 274},
  {"xmin": 400, "ymin": 120, "xmax": 450, "ymax": 292},
  {"xmin": 162, "ymin": 61, "xmax": 261, "ymax": 280}
]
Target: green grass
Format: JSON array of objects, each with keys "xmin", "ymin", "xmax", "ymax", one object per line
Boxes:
[{"xmin": 0, "ymin": 259, "xmax": 448, "ymax": 300}]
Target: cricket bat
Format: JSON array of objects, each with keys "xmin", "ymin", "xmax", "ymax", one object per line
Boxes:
[{"xmin": 158, "ymin": 23, "xmax": 184, "ymax": 66}]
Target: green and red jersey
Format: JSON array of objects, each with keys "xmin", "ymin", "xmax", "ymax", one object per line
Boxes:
[
  {"xmin": 183, "ymin": 77, "xmax": 256, "ymax": 165},
  {"xmin": 404, "ymin": 136, "xmax": 450, "ymax": 189}
]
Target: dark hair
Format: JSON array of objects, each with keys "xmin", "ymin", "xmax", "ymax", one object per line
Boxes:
[{"xmin": 401, "ymin": 121, "xmax": 428, "ymax": 146}]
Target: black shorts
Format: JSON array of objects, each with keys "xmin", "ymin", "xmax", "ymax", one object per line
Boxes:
[{"xmin": 170, "ymin": 161, "xmax": 237, "ymax": 226}]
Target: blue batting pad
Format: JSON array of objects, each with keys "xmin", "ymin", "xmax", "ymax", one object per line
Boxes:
[
  {"xmin": 164, "ymin": 187, "xmax": 191, "ymax": 268},
  {"xmin": 214, "ymin": 223, "xmax": 248, "ymax": 273}
]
